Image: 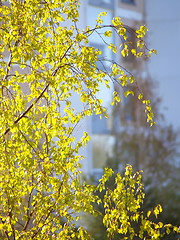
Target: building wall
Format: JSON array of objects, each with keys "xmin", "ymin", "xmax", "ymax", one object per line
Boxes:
[{"xmin": 146, "ymin": 0, "xmax": 180, "ymax": 130}]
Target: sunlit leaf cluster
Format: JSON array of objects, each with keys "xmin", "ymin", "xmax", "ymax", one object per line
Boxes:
[{"xmin": 96, "ymin": 166, "xmax": 179, "ymax": 240}]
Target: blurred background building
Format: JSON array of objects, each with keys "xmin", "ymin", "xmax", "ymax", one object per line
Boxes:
[
  {"xmin": 78, "ymin": 1, "xmax": 180, "ymax": 236},
  {"xmin": 79, "ymin": 0, "xmax": 148, "ymax": 178},
  {"xmin": 79, "ymin": 0, "xmax": 180, "ymax": 181}
]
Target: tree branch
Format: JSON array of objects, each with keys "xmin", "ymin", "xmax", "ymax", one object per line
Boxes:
[
  {"xmin": 2, "ymin": 83, "xmax": 50, "ymax": 137},
  {"xmin": 0, "ymin": 218, "xmax": 11, "ymax": 240},
  {"xmin": 1, "ymin": 42, "xmax": 73, "ymax": 138}
]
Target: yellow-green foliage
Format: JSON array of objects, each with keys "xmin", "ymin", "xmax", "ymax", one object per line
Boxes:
[
  {"xmin": 0, "ymin": 0, "xmax": 178, "ymax": 239},
  {"xmin": 98, "ymin": 165, "xmax": 179, "ymax": 240}
]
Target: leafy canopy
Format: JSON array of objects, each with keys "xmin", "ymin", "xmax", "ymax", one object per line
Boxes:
[{"xmin": 0, "ymin": 0, "xmax": 178, "ymax": 239}]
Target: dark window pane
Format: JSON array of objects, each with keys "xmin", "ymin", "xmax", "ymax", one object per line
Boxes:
[
  {"xmin": 122, "ymin": 0, "xmax": 135, "ymax": 4},
  {"xmin": 89, "ymin": 0, "xmax": 114, "ymax": 8}
]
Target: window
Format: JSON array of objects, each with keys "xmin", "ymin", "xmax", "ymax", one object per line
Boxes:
[
  {"xmin": 89, "ymin": 0, "xmax": 113, "ymax": 8},
  {"xmin": 90, "ymin": 43, "xmax": 106, "ymax": 70},
  {"xmin": 92, "ymin": 135, "xmax": 115, "ymax": 169},
  {"xmin": 92, "ymin": 168, "xmax": 104, "ymax": 182},
  {"xmin": 102, "ymin": 0, "xmax": 111, "ymax": 3},
  {"xmin": 92, "ymin": 114, "xmax": 110, "ymax": 134},
  {"xmin": 121, "ymin": 0, "xmax": 135, "ymax": 4}
]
